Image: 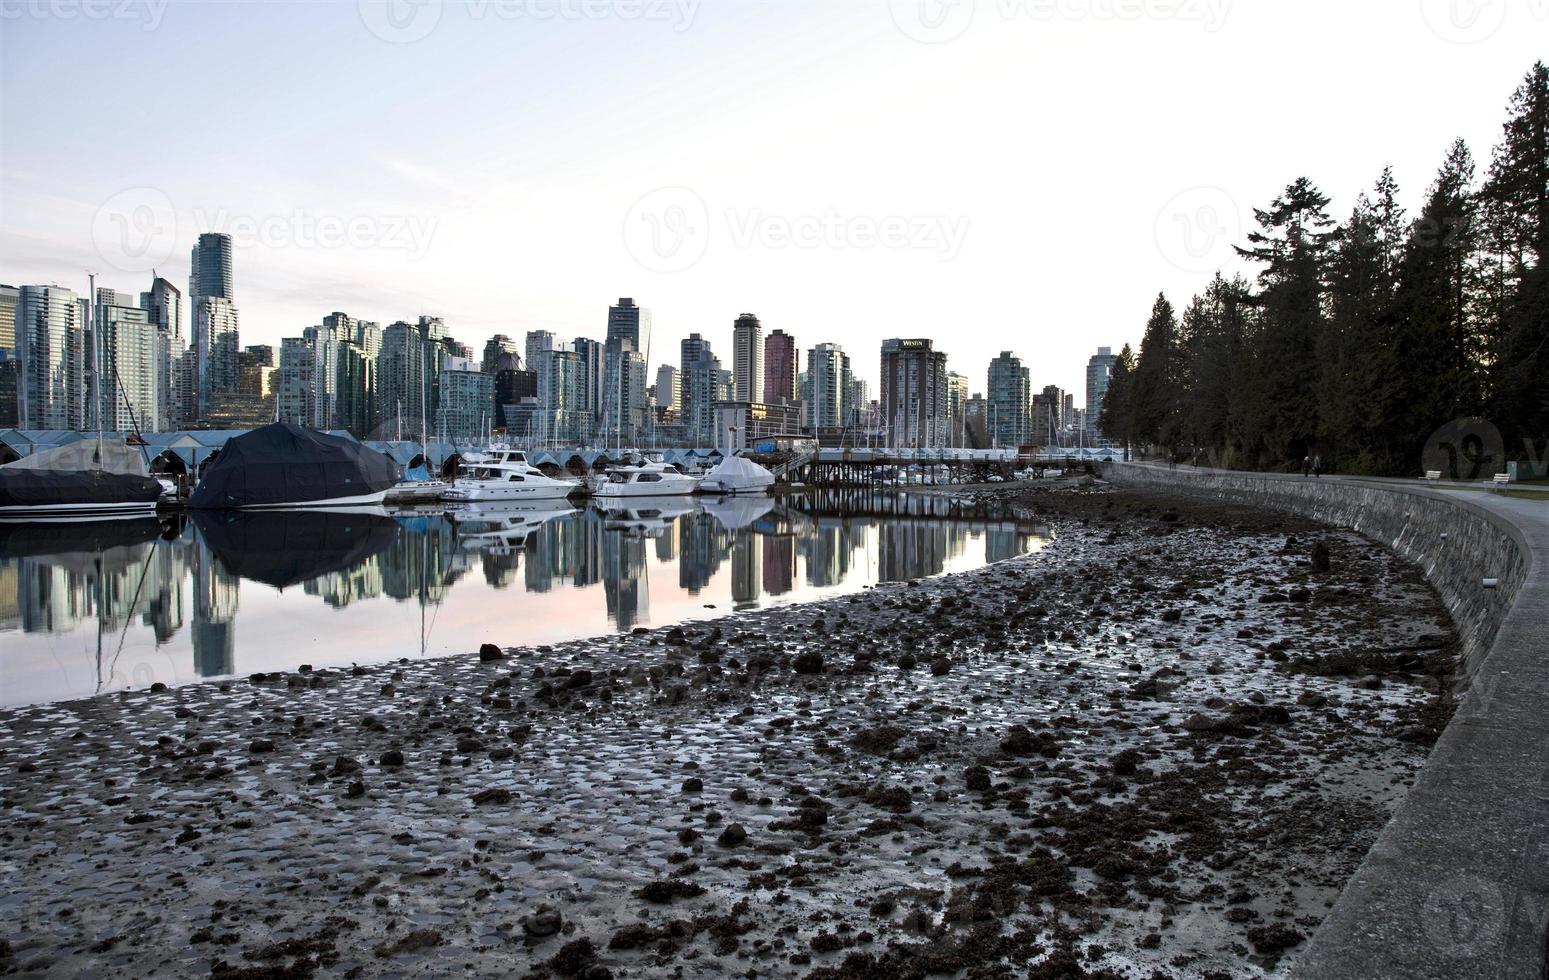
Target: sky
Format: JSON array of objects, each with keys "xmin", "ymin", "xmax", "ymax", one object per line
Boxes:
[{"xmin": 1, "ymin": 0, "xmax": 1545, "ymax": 399}]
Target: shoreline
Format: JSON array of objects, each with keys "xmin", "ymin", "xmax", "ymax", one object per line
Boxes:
[{"xmin": 0, "ymin": 483, "xmax": 1456, "ymax": 979}]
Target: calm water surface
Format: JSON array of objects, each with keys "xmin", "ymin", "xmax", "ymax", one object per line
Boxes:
[{"xmin": 0, "ymin": 491, "xmax": 1047, "ymax": 706}]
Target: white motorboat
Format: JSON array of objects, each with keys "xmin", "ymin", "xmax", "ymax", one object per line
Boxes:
[
  {"xmin": 698, "ymin": 454, "xmax": 775, "ymax": 495},
  {"xmin": 591, "ymin": 458, "xmax": 700, "ymax": 497},
  {"xmin": 441, "ymin": 449, "xmax": 581, "ymax": 502}
]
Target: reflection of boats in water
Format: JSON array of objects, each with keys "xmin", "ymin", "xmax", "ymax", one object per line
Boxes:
[
  {"xmin": 190, "ymin": 508, "xmax": 400, "ymax": 588},
  {"xmin": 445, "ymin": 499, "xmax": 576, "ymax": 554},
  {"xmin": 0, "ymin": 516, "xmax": 167, "ymax": 560},
  {"xmin": 699, "ymin": 494, "xmax": 776, "ymax": 531},
  {"xmin": 591, "ymin": 495, "xmax": 697, "ymax": 534}
]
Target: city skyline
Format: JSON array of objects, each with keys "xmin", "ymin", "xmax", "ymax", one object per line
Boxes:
[{"xmin": 3, "ymin": 2, "xmax": 1542, "ymax": 398}]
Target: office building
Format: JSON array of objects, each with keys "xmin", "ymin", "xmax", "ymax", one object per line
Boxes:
[
  {"xmin": 804, "ymin": 342, "xmax": 851, "ymax": 430},
  {"xmin": 947, "ymin": 371, "xmax": 970, "ymax": 447},
  {"xmin": 16, "ymin": 285, "xmax": 86, "ymax": 430},
  {"xmin": 732, "ymin": 313, "xmax": 763, "ymax": 403},
  {"xmin": 653, "ymin": 364, "xmax": 680, "ymax": 415},
  {"xmin": 879, "ymin": 338, "xmax": 949, "ymax": 448},
  {"xmin": 482, "ymin": 334, "xmax": 518, "ymax": 374},
  {"xmin": 986, "ymin": 351, "xmax": 1031, "ymax": 448},
  {"xmin": 1086, "ymin": 346, "xmax": 1118, "ymax": 443},
  {"xmin": 763, "ymin": 328, "xmax": 797, "ymax": 404}
]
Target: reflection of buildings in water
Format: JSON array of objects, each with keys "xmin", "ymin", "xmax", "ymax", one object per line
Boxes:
[
  {"xmin": 654, "ymin": 526, "xmax": 676, "ymax": 564},
  {"xmin": 676, "ymin": 512, "xmax": 728, "ymax": 595},
  {"xmin": 306, "ymin": 558, "xmax": 386, "ymax": 608},
  {"xmin": 986, "ymin": 529, "xmax": 1027, "ymax": 565},
  {"xmin": 601, "ymin": 530, "xmax": 649, "ymax": 632},
  {"xmin": 799, "ymin": 521, "xmax": 862, "ymax": 589},
  {"xmin": 878, "ymin": 521, "xmax": 956, "ymax": 582},
  {"xmin": 522, "ymin": 516, "xmax": 600, "ymax": 594},
  {"xmin": 193, "ymin": 537, "xmax": 240, "ymax": 677},
  {"xmin": 761, "ymin": 533, "xmax": 795, "ymax": 596},
  {"xmin": 379, "ymin": 517, "xmax": 467, "ymax": 606},
  {"xmin": 141, "ymin": 541, "xmax": 187, "ymax": 642},
  {"xmin": 17, "ymin": 562, "xmax": 85, "ymax": 632},
  {"xmin": 0, "ymin": 563, "xmax": 18, "ymax": 630},
  {"xmin": 730, "ymin": 533, "xmax": 761, "ymax": 604},
  {"xmin": 483, "ymin": 551, "xmax": 521, "ymax": 589}
]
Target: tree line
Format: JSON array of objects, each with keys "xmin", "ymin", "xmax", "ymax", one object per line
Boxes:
[{"xmin": 1099, "ymin": 62, "xmax": 1547, "ymax": 476}]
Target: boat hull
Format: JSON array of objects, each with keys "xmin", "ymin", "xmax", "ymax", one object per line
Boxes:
[
  {"xmin": 238, "ymin": 490, "xmax": 391, "ymax": 510},
  {"xmin": 441, "ymin": 481, "xmax": 577, "ymax": 502},
  {"xmin": 593, "ymin": 480, "xmax": 698, "ymax": 498},
  {"xmin": 0, "ymin": 500, "xmax": 160, "ymax": 521}
]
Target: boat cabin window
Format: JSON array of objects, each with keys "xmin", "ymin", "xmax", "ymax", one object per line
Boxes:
[
  {"xmin": 637, "ymin": 473, "xmax": 662, "ymax": 483},
  {"xmin": 507, "ymin": 474, "xmax": 524, "ymax": 482}
]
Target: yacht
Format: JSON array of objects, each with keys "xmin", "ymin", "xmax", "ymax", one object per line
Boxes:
[
  {"xmin": 441, "ymin": 449, "xmax": 581, "ymax": 502},
  {"xmin": 0, "ymin": 439, "xmax": 163, "ymax": 521},
  {"xmin": 591, "ymin": 457, "xmax": 700, "ymax": 497}
]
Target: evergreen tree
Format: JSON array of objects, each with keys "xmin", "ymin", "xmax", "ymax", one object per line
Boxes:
[
  {"xmin": 1234, "ymin": 178, "xmax": 1337, "ymax": 466},
  {"xmin": 1130, "ymin": 293, "xmax": 1180, "ymax": 451},
  {"xmin": 1097, "ymin": 344, "xmax": 1138, "ymax": 456}
]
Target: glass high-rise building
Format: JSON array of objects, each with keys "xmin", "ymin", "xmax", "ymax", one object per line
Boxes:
[
  {"xmin": 986, "ymin": 350, "xmax": 1032, "ymax": 448},
  {"xmin": 1086, "ymin": 346, "xmax": 1118, "ymax": 443},
  {"xmin": 732, "ymin": 313, "xmax": 762, "ymax": 403},
  {"xmin": 806, "ymin": 342, "xmax": 851, "ymax": 430},
  {"xmin": 189, "ymin": 232, "xmax": 234, "ymax": 303},
  {"xmin": 880, "ymin": 338, "xmax": 949, "ymax": 449},
  {"xmin": 94, "ymin": 289, "xmax": 160, "ymax": 431},
  {"xmin": 16, "ymin": 285, "xmax": 86, "ymax": 430}
]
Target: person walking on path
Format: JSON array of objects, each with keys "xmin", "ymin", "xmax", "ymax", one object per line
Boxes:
[
  {"xmin": 1313, "ymin": 455, "xmax": 1324, "ymax": 478},
  {"xmin": 1303, "ymin": 455, "xmax": 1313, "ymax": 478}
]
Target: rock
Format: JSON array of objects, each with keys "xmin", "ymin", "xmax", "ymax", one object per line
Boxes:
[
  {"xmin": 681, "ymin": 777, "xmax": 703, "ymax": 793},
  {"xmin": 456, "ymin": 737, "xmax": 485, "ymax": 754},
  {"xmin": 471, "ymin": 788, "xmax": 512, "ymax": 806},
  {"xmin": 1182, "ymin": 713, "xmax": 1222, "ymax": 732},
  {"xmin": 248, "ymin": 739, "xmax": 275, "ymax": 753},
  {"xmin": 479, "ymin": 644, "xmax": 505, "ymax": 662},
  {"xmin": 149, "ymin": 682, "xmax": 168, "ymax": 692},
  {"xmin": 964, "ymin": 766, "xmax": 991, "ymax": 791},
  {"xmin": 344, "ymin": 779, "xmax": 366, "ymax": 799},
  {"xmin": 1311, "ymin": 540, "xmax": 1332, "ymax": 572},
  {"xmin": 565, "ymin": 669, "xmax": 594, "ymax": 689},
  {"xmin": 551, "ymin": 937, "xmax": 598, "ymax": 974},
  {"xmin": 635, "ymin": 880, "xmax": 706, "ymax": 903},
  {"xmin": 520, "ymin": 906, "xmax": 563, "ymax": 938},
  {"xmin": 793, "ymin": 652, "xmax": 824, "ymax": 675},
  {"xmin": 1246, "ymin": 923, "xmax": 1305, "ymax": 954},
  {"xmin": 717, "ymin": 823, "xmax": 747, "ymax": 847},
  {"xmin": 898, "ymin": 654, "xmax": 918, "ymax": 671},
  {"xmin": 929, "ymin": 657, "xmax": 951, "ymax": 676},
  {"xmin": 1160, "ymin": 608, "xmax": 1182, "ymax": 623},
  {"xmin": 379, "ymin": 749, "xmax": 405, "ymax": 767}
]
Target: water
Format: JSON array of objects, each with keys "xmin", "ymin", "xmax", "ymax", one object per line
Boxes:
[{"xmin": 0, "ymin": 490, "xmax": 1047, "ymax": 707}]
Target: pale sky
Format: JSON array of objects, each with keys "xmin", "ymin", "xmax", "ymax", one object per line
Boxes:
[{"xmin": 1, "ymin": 0, "xmax": 1544, "ymax": 398}]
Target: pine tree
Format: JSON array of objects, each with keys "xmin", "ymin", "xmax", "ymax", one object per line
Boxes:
[
  {"xmin": 1234, "ymin": 178, "xmax": 1337, "ymax": 466},
  {"xmin": 1131, "ymin": 293, "xmax": 1180, "ymax": 452},
  {"xmin": 1097, "ymin": 344, "xmax": 1138, "ymax": 457}
]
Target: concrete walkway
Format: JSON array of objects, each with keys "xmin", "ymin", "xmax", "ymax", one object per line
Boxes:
[{"xmin": 1110, "ymin": 462, "xmax": 1548, "ymax": 979}]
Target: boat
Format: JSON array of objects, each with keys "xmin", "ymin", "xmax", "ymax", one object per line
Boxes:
[
  {"xmin": 591, "ymin": 455, "xmax": 700, "ymax": 497},
  {"xmin": 445, "ymin": 499, "xmax": 576, "ymax": 554},
  {"xmin": 698, "ymin": 454, "xmax": 775, "ymax": 495},
  {"xmin": 440, "ymin": 448, "xmax": 581, "ymax": 502},
  {"xmin": 0, "ymin": 438, "xmax": 163, "ymax": 521},
  {"xmin": 384, "ymin": 460, "xmax": 449, "ymax": 504},
  {"xmin": 189, "ymin": 423, "xmax": 401, "ymax": 510}
]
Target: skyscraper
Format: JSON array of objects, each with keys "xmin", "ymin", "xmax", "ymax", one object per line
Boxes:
[
  {"xmin": 653, "ymin": 364, "xmax": 680, "ymax": 414},
  {"xmin": 1033, "ymin": 384, "xmax": 1065, "ymax": 445},
  {"xmin": 141, "ymin": 277, "xmax": 184, "ymax": 431},
  {"xmin": 986, "ymin": 351, "xmax": 1031, "ymax": 448},
  {"xmin": 93, "ymin": 288, "xmax": 160, "ymax": 431},
  {"xmin": 572, "ymin": 336, "xmax": 603, "ymax": 437},
  {"xmin": 880, "ymin": 338, "xmax": 949, "ymax": 449},
  {"xmin": 731, "ymin": 313, "xmax": 763, "ymax": 403},
  {"xmin": 683, "ymin": 343, "xmax": 722, "ymax": 444},
  {"xmin": 1086, "ymin": 346, "xmax": 1118, "ymax": 443},
  {"xmin": 15, "ymin": 285, "xmax": 85, "ymax": 430},
  {"xmin": 481, "ymin": 334, "xmax": 518, "ymax": 374},
  {"xmin": 764, "ymin": 328, "xmax": 797, "ymax": 404},
  {"xmin": 0, "ymin": 284, "xmax": 17, "ymax": 353},
  {"xmin": 947, "ymin": 371, "xmax": 970, "ymax": 447},
  {"xmin": 606, "ymin": 298, "xmax": 650, "ymax": 357},
  {"xmin": 189, "ymin": 232, "xmax": 234, "ymax": 304},
  {"xmin": 805, "ymin": 343, "xmax": 851, "ymax": 430}
]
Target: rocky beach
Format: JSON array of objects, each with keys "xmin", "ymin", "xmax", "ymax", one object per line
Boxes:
[{"xmin": 0, "ymin": 479, "xmax": 1458, "ymax": 979}]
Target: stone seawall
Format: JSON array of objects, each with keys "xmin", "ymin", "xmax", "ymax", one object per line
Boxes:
[{"xmin": 1107, "ymin": 462, "xmax": 1549, "ymax": 979}]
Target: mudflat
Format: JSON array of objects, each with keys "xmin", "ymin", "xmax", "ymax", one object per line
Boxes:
[{"xmin": 0, "ymin": 482, "xmax": 1456, "ymax": 979}]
